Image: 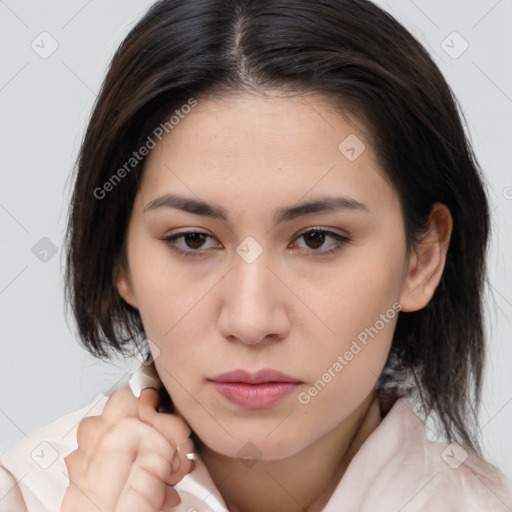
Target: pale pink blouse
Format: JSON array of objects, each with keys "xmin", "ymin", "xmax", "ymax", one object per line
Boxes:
[{"xmin": 1, "ymin": 375, "xmax": 511, "ymax": 511}]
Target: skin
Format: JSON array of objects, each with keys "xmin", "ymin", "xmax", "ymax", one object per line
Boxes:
[
  {"xmin": 62, "ymin": 387, "xmax": 194, "ymax": 512},
  {"xmin": 117, "ymin": 91, "xmax": 452, "ymax": 512}
]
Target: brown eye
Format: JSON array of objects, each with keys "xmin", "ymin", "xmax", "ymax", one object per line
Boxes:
[
  {"xmin": 162, "ymin": 228, "xmax": 351, "ymax": 259},
  {"xmin": 161, "ymin": 231, "xmax": 218, "ymax": 257},
  {"xmin": 182, "ymin": 232, "xmax": 208, "ymax": 250},
  {"xmin": 293, "ymin": 228, "xmax": 352, "ymax": 258},
  {"xmin": 302, "ymin": 230, "xmax": 327, "ymax": 250}
]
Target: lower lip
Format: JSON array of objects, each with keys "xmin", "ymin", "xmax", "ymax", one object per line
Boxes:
[{"xmin": 209, "ymin": 381, "xmax": 301, "ymax": 409}]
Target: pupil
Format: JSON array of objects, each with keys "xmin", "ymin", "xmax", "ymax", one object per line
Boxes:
[
  {"xmin": 186, "ymin": 233, "xmax": 205, "ymax": 249},
  {"xmin": 306, "ymin": 231, "xmax": 324, "ymax": 249}
]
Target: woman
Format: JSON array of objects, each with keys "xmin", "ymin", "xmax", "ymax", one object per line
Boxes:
[{"xmin": 1, "ymin": 0, "xmax": 511, "ymax": 510}]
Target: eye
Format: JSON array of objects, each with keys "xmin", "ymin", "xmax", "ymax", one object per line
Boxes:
[
  {"xmin": 161, "ymin": 228, "xmax": 352, "ymax": 258},
  {"xmin": 161, "ymin": 231, "xmax": 218, "ymax": 257},
  {"xmin": 291, "ymin": 228, "xmax": 352, "ymax": 257}
]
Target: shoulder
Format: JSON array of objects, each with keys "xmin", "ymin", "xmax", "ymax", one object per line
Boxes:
[
  {"xmin": 0, "ymin": 465, "xmax": 27, "ymax": 512},
  {"xmin": 0, "ymin": 393, "xmax": 109, "ymax": 512},
  {"xmin": 426, "ymin": 454, "xmax": 512, "ymax": 511},
  {"xmin": 329, "ymin": 397, "xmax": 512, "ymax": 512},
  {"xmin": 376, "ymin": 398, "xmax": 512, "ymax": 511}
]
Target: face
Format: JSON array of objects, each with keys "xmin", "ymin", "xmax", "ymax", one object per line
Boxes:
[{"xmin": 117, "ymin": 92, "xmax": 417, "ymax": 460}]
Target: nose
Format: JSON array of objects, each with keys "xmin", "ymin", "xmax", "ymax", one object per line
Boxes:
[{"xmin": 217, "ymin": 250, "xmax": 291, "ymax": 346}]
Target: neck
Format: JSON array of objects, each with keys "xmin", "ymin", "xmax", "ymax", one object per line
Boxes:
[{"xmin": 199, "ymin": 391, "xmax": 383, "ymax": 512}]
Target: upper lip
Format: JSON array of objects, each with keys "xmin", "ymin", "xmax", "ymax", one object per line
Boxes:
[{"xmin": 209, "ymin": 369, "xmax": 302, "ymax": 384}]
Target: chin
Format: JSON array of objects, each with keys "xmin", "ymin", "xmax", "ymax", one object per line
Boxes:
[{"xmin": 196, "ymin": 427, "xmax": 309, "ymax": 462}]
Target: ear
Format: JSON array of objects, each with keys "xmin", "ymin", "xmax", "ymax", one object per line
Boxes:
[
  {"xmin": 115, "ymin": 262, "xmax": 138, "ymax": 309},
  {"xmin": 399, "ymin": 202, "xmax": 453, "ymax": 312}
]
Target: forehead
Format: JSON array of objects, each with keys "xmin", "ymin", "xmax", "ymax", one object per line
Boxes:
[{"xmin": 138, "ymin": 92, "xmax": 398, "ymax": 217}]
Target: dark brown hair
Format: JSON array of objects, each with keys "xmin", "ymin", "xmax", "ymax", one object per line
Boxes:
[{"xmin": 64, "ymin": 0, "xmax": 490, "ymax": 452}]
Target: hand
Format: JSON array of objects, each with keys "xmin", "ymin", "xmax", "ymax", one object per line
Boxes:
[{"xmin": 61, "ymin": 384, "xmax": 195, "ymax": 512}]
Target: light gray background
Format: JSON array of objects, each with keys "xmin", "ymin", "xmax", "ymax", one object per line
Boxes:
[{"xmin": 1, "ymin": 0, "xmax": 511, "ymax": 483}]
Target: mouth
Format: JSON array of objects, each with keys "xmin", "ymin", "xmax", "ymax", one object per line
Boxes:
[
  {"xmin": 209, "ymin": 368, "xmax": 302, "ymax": 384},
  {"xmin": 208, "ymin": 369, "xmax": 303, "ymax": 409}
]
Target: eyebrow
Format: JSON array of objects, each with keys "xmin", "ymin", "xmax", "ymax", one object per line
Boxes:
[{"xmin": 145, "ymin": 194, "xmax": 370, "ymax": 223}]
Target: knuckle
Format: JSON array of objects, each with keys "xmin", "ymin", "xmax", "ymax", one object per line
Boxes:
[
  {"xmin": 124, "ymin": 467, "xmax": 166, "ymax": 509},
  {"xmin": 63, "ymin": 453, "xmax": 72, "ymax": 470},
  {"xmin": 76, "ymin": 415, "xmax": 103, "ymax": 443},
  {"xmin": 101, "ymin": 417, "xmax": 136, "ymax": 444},
  {"xmin": 137, "ymin": 451, "xmax": 172, "ymax": 479},
  {"xmin": 103, "ymin": 388, "xmax": 138, "ymax": 421},
  {"xmin": 166, "ymin": 416, "xmax": 192, "ymax": 443},
  {"xmin": 63, "ymin": 451, "xmax": 88, "ymax": 485},
  {"xmin": 63, "ymin": 449, "xmax": 80, "ymax": 469}
]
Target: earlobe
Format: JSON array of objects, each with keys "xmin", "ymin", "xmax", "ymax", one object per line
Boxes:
[
  {"xmin": 115, "ymin": 266, "xmax": 138, "ymax": 309},
  {"xmin": 399, "ymin": 203, "xmax": 453, "ymax": 312}
]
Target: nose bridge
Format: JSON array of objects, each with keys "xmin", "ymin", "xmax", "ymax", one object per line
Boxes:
[
  {"xmin": 217, "ymin": 240, "xmax": 289, "ymax": 344},
  {"xmin": 232, "ymin": 243, "xmax": 275, "ymax": 309}
]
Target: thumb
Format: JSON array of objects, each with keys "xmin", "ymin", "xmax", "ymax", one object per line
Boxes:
[
  {"xmin": 137, "ymin": 388, "xmax": 162, "ymax": 429},
  {"xmin": 138, "ymin": 387, "xmax": 161, "ymax": 409},
  {"xmin": 138, "ymin": 388, "xmax": 196, "ymax": 480},
  {"xmin": 128, "ymin": 360, "xmax": 163, "ymax": 398},
  {"xmin": 139, "ymin": 393, "xmax": 192, "ymax": 450},
  {"xmin": 137, "ymin": 387, "xmax": 191, "ymax": 446}
]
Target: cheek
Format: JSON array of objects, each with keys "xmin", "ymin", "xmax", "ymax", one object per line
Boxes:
[
  {"xmin": 301, "ymin": 255, "xmax": 403, "ymax": 346},
  {"xmin": 303, "ymin": 298, "xmax": 397, "ymax": 405},
  {"xmin": 128, "ymin": 242, "xmax": 203, "ymax": 332},
  {"xmin": 293, "ymin": 354, "xmax": 385, "ymax": 451},
  {"xmin": 294, "ymin": 248, "xmax": 402, "ymax": 391}
]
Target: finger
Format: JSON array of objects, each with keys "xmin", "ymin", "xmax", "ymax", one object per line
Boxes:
[
  {"xmin": 60, "ymin": 480, "xmax": 105, "ymax": 512},
  {"xmin": 137, "ymin": 388, "xmax": 162, "ymax": 429},
  {"xmin": 140, "ymin": 415, "xmax": 196, "ymax": 480},
  {"xmin": 102, "ymin": 387, "xmax": 140, "ymax": 424},
  {"xmin": 84, "ymin": 416, "xmax": 170, "ymax": 464},
  {"xmin": 65, "ymin": 416, "xmax": 181, "ymax": 512},
  {"xmin": 78, "ymin": 388, "xmax": 157, "ymax": 454},
  {"xmin": 64, "ymin": 449, "xmax": 88, "ymax": 481},
  {"xmin": 171, "ymin": 437, "xmax": 195, "ymax": 484},
  {"xmin": 136, "ymin": 396, "xmax": 195, "ymax": 482},
  {"xmin": 176, "ymin": 437, "xmax": 194, "ymax": 456},
  {"xmin": 138, "ymin": 387, "xmax": 161, "ymax": 409},
  {"xmin": 137, "ymin": 401, "xmax": 195, "ymax": 474},
  {"xmin": 132, "ymin": 451, "xmax": 177, "ymax": 487},
  {"xmin": 114, "ymin": 462, "xmax": 178, "ymax": 512},
  {"xmin": 76, "ymin": 415, "xmax": 111, "ymax": 455},
  {"xmin": 80, "ymin": 418, "xmax": 176, "ymax": 509},
  {"xmin": 138, "ymin": 404, "xmax": 191, "ymax": 446},
  {"xmin": 162, "ymin": 485, "xmax": 182, "ymax": 511},
  {"xmin": 128, "ymin": 362, "xmax": 163, "ymax": 398},
  {"xmin": 121, "ymin": 414, "xmax": 192, "ymax": 485}
]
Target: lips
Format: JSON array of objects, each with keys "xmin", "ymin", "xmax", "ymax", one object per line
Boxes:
[
  {"xmin": 208, "ymin": 369, "xmax": 303, "ymax": 409},
  {"xmin": 209, "ymin": 368, "xmax": 302, "ymax": 384}
]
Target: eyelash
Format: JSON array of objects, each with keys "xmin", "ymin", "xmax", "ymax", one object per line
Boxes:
[{"xmin": 161, "ymin": 228, "xmax": 352, "ymax": 259}]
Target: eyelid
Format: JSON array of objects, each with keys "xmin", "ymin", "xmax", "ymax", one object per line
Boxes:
[
  {"xmin": 161, "ymin": 227, "xmax": 352, "ymax": 258},
  {"xmin": 290, "ymin": 227, "xmax": 352, "ymax": 257},
  {"xmin": 295, "ymin": 225, "xmax": 349, "ymax": 238}
]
